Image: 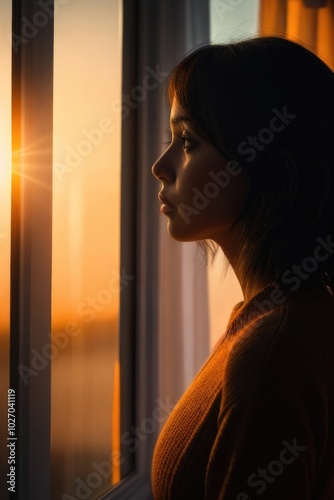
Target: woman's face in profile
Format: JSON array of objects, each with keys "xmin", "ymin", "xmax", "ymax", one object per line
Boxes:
[{"xmin": 151, "ymin": 98, "xmax": 249, "ymax": 245}]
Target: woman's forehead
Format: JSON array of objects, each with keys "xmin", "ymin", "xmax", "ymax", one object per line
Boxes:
[{"xmin": 169, "ymin": 99, "xmax": 191, "ymax": 127}]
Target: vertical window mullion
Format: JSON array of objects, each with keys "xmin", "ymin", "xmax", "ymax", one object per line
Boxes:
[{"xmin": 11, "ymin": 1, "xmax": 54, "ymax": 497}]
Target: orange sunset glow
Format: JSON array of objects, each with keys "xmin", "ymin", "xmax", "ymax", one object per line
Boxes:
[
  {"xmin": 0, "ymin": 21, "xmax": 11, "ymax": 334},
  {"xmin": 0, "ymin": 4, "xmax": 12, "ymax": 497},
  {"xmin": 50, "ymin": 1, "xmax": 123, "ymax": 497}
]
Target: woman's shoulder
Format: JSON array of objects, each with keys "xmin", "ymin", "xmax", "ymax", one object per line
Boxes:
[
  {"xmin": 227, "ymin": 281, "xmax": 334, "ymax": 357},
  {"xmin": 221, "ymin": 284, "xmax": 334, "ymax": 408}
]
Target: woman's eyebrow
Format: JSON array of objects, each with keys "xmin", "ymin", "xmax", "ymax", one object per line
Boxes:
[{"xmin": 170, "ymin": 115, "xmax": 193, "ymax": 126}]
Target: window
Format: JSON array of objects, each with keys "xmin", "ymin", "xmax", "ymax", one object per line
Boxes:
[
  {"xmin": 51, "ymin": 1, "xmax": 123, "ymax": 498},
  {"xmin": 7, "ymin": 1, "xmax": 153, "ymax": 498}
]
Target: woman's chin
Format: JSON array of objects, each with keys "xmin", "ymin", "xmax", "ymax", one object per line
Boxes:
[{"xmin": 166, "ymin": 222, "xmax": 205, "ymax": 243}]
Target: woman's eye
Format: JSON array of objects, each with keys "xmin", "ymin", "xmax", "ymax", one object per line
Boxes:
[{"xmin": 181, "ymin": 135, "xmax": 192, "ymax": 150}]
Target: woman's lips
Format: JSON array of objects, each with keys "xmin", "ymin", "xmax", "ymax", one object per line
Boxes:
[
  {"xmin": 158, "ymin": 192, "xmax": 177, "ymax": 215},
  {"xmin": 160, "ymin": 203, "xmax": 177, "ymax": 215}
]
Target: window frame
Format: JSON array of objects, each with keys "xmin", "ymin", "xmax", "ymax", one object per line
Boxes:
[
  {"xmin": 104, "ymin": 0, "xmax": 159, "ymax": 497},
  {"xmin": 10, "ymin": 0, "xmax": 158, "ymax": 498},
  {"xmin": 10, "ymin": 0, "xmax": 53, "ymax": 497}
]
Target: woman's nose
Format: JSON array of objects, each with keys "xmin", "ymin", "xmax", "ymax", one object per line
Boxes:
[
  {"xmin": 151, "ymin": 159, "xmax": 162, "ymax": 179},
  {"xmin": 151, "ymin": 151, "xmax": 174, "ymax": 183}
]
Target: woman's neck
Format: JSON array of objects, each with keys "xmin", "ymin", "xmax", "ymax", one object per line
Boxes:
[{"xmin": 214, "ymin": 224, "xmax": 267, "ymax": 305}]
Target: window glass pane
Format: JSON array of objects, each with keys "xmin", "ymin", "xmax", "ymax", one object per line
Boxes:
[
  {"xmin": 51, "ymin": 1, "xmax": 123, "ymax": 498},
  {"xmin": 0, "ymin": 4, "xmax": 12, "ymax": 499},
  {"xmin": 210, "ymin": 0, "xmax": 259, "ymax": 43}
]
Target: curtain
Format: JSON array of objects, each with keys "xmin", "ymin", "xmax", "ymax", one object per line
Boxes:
[
  {"xmin": 259, "ymin": 0, "xmax": 334, "ymax": 68},
  {"xmin": 153, "ymin": 2, "xmax": 211, "ymax": 406},
  {"xmin": 132, "ymin": 0, "xmax": 211, "ymax": 433}
]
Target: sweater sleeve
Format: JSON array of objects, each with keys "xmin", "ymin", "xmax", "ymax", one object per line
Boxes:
[{"xmin": 205, "ymin": 390, "xmax": 319, "ymax": 499}]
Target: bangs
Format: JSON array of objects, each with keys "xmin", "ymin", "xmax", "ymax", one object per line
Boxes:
[
  {"xmin": 167, "ymin": 50, "xmax": 198, "ymax": 109},
  {"xmin": 167, "ymin": 47, "xmax": 217, "ymax": 143}
]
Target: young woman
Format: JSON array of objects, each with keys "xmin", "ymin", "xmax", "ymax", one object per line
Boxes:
[{"xmin": 151, "ymin": 37, "xmax": 334, "ymax": 499}]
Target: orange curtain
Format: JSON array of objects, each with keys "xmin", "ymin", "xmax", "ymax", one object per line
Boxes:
[{"xmin": 259, "ymin": 0, "xmax": 334, "ymax": 68}]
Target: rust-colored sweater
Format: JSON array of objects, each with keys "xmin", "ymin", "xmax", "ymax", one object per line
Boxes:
[{"xmin": 151, "ymin": 281, "xmax": 334, "ymax": 499}]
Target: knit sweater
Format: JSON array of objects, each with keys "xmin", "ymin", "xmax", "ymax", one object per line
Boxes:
[{"xmin": 151, "ymin": 281, "xmax": 334, "ymax": 499}]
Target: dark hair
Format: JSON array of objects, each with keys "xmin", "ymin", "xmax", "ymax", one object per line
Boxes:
[{"xmin": 168, "ymin": 36, "xmax": 334, "ymax": 292}]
